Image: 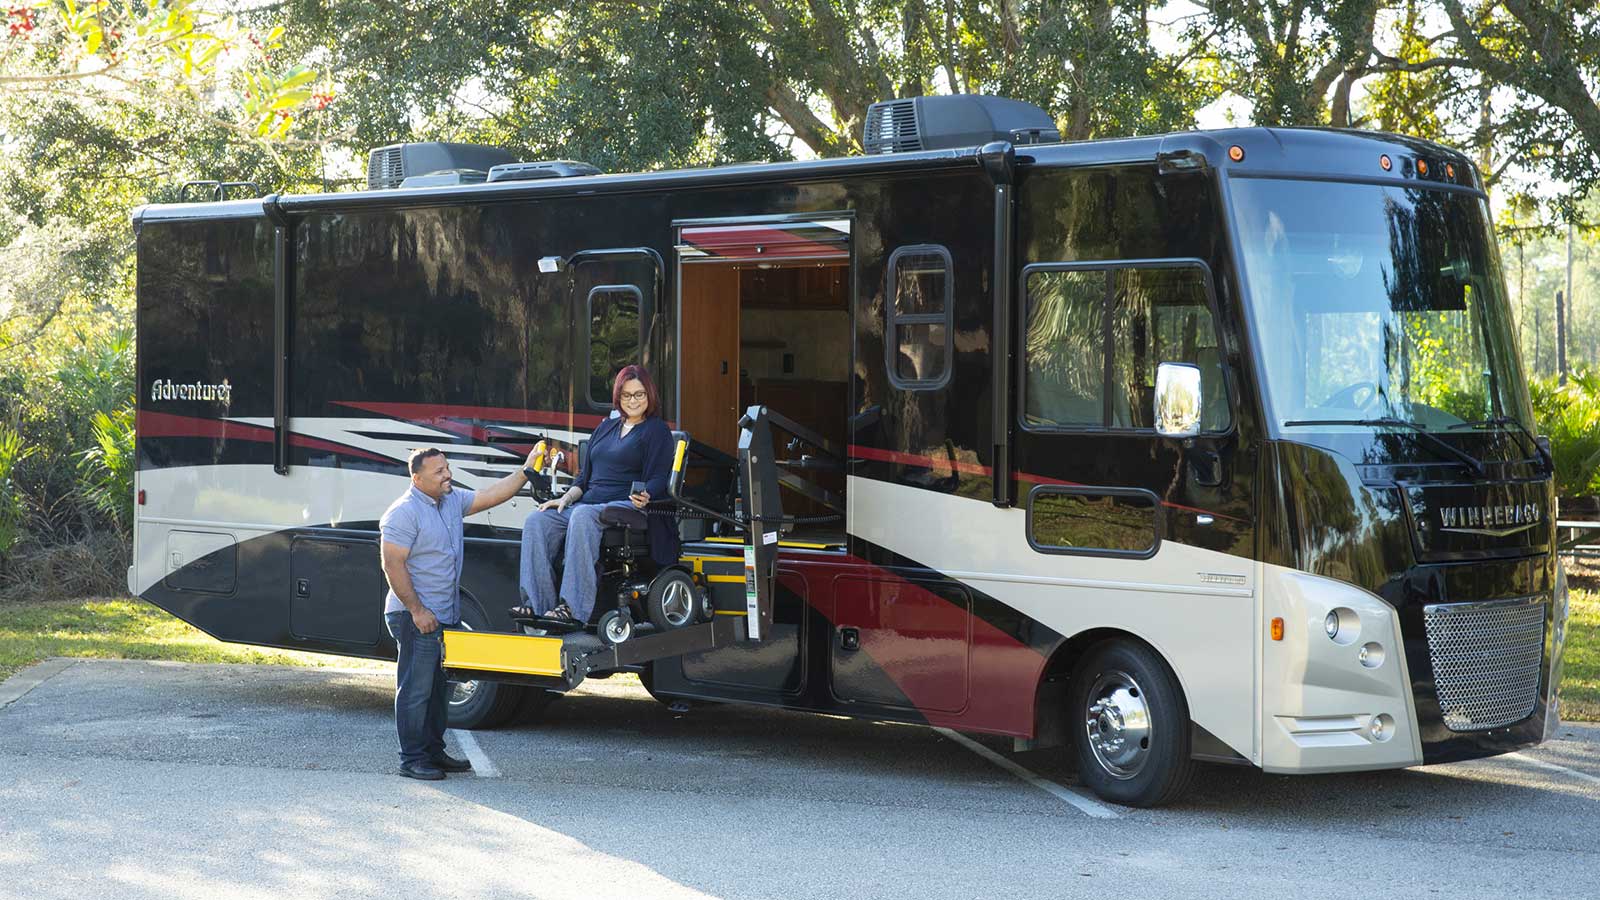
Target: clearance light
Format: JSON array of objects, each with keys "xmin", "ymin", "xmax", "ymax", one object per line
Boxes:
[
  {"xmin": 137, "ymin": 489, "xmax": 146, "ymax": 506},
  {"xmin": 1228, "ymin": 145, "xmax": 1245, "ymax": 162},
  {"xmin": 1270, "ymin": 617, "xmax": 1284, "ymax": 641},
  {"xmin": 1446, "ymin": 162, "xmax": 1456, "ymax": 179},
  {"xmin": 1417, "ymin": 159, "xmax": 1429, "ymax": 176},
  {"xmin": 1380, "ymin": 154, "xmax": 1392, "ymax": 171}
]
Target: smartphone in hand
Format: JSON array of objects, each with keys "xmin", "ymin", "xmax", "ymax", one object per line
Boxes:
[{"xmin": 630, "ymin": 480, "xmax": 647, "ymax": 497}]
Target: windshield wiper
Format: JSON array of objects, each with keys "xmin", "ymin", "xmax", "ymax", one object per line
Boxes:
[
  {"xmin": 1282, "ymin": 416, "xmax": 1488, "ymax": 477},
  {"xmin": 1446, "ymin": 415, "xmax": 1554, "ymax": 474}
]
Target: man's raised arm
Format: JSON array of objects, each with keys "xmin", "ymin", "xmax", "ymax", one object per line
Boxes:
[{"xmin": 466, "ymin": 446, "xmax": 543, "ymax": 516}]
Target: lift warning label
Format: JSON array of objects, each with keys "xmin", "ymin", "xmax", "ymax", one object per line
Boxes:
[{"xmin": 743, "ymin": 544, "xmax": 761, "ymax": 640}]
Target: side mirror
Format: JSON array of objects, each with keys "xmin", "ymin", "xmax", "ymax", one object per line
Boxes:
[{"xmin": 1155, "ymin": 362, "xmax": 1202, "ymax": 438}]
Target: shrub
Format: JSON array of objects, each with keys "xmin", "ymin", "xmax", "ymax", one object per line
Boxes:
[
  {"xmin": 78, "ymin": 406, "xmax": 135, "ymax": 539},
  {"xmin": 1531, "ymin": 368, "xmax": 1600, "ymax": 499},
  {"xmin": 0, "ymin": 424, "xmax": 34, "ymax": 558}
]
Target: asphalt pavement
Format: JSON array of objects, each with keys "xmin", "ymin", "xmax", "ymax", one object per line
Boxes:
[{"xmin": 1, "ymin": 658, "xmax": 1596, "ymax": 899}]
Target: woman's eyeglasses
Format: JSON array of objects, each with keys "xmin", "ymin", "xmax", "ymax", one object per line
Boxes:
[{"xmin": 620, "ymin": 390, "xmax": 648, "ymax": 402}]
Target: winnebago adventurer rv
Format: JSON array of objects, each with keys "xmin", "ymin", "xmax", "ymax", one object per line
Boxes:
[{"xmin": 131, "ymin": 95, "xmax": 1570, "ymax": 807}]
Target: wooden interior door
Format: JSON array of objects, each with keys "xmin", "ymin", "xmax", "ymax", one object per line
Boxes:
[{"xmin": 678, "ymin": 265, "xmax": 740, "ymax": 455}]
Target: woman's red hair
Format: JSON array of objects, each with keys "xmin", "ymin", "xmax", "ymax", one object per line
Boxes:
[{"xmin": 612, "ymin": 364, "xmax": 661, "ymax": 418}]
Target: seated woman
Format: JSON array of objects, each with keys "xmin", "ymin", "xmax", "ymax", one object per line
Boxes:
[{"xmin": 513, "ymin": 364, "xmax": 678, "ymax": 627}]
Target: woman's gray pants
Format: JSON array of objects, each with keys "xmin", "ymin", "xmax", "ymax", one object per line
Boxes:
[{"xmin": 519, "ymin": 504, "xmax": 605, "ymax": 622}]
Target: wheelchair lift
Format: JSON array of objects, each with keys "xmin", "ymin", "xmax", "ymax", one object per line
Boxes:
[{"xmin": 441, "ymin": 405, "xmax": 794, "ymax": 692}]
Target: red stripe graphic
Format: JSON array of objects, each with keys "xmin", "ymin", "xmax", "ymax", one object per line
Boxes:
[
  {"xmin": 848, "ymin": 442, "xmax": 1244, "ymax": 523},
  {"xmin": 137, "ymin": 411, "xmax": 395, "ymax": 465}
]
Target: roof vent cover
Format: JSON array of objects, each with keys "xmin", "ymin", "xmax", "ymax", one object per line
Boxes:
[
  {"xmin": 364, "ymin": 142, "xmax": 519, "ymax": 190},
  {"xmin": 864, "ymin": 99, "xmax": 922, "ymax": 154},
  {"xmin": 863, "ymin": 95, "xmax": 1061, "ymax": 154}
]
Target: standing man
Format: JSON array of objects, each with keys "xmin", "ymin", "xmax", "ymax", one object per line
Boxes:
[{"xmin": 380, "ymin": 445, "xmax": 540, "ymax": 780}]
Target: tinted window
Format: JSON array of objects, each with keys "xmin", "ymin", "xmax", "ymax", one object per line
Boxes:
[
  {"xmin": 1024, "ymin": 264, "xmax": 1228, "ymax": 431},
  {"xmin": 887, "ymin": 245, "xmax": 952, "ymax": 388},
  {"xmin": 588, "ymin": 285, "xmax": 641, "ymax": 405},
  {"xmin": 1027, "ymin": 487, "xmax": 1160, "ymax": 557}
]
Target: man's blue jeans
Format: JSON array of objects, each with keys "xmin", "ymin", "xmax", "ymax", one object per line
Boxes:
[{"xmin": 385, "ymin": 610, "xmax": 449, "ymax": 767}]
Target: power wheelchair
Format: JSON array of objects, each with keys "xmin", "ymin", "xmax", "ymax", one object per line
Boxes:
[{"xmin": 511, "ymin": 429, "xmax": 715, "ymax": 645}]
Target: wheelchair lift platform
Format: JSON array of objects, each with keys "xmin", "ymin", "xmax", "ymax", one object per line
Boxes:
[
  {"xmin": 441, "ymin": 405, "xmax": 804, "ymax": 693},
  {"xmin": 442, "ymin": 613, "xmax": 746, "ymax": 690}
]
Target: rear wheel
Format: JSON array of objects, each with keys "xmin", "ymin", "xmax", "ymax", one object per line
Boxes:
[
  {"xmin": 444, "ymin": 601, "xmax": 524, "ymax": 730},
  {"xmin": 1068, "ymin": 640, "xmax": 1196, "ymax": 808},
  {"xmin": 645, "ymin": 568, "xmax": 699, "ymax": 631}
]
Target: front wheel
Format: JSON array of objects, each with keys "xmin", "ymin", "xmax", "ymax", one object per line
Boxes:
[
  {"xmin": 1068, "ymin": 640, "xmax": 1196, "ymax": 808},
  {"xmin": 598, "ymin": 608, "xmax": 634, "ymax": 645}
]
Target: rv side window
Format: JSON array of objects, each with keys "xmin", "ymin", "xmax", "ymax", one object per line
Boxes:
[
  {"xmin": 588, "ymin": 285, "xmax": 643, "ymax": 405},
  {"xmin": 1026, "ymin": 486, "xmax": 1160, "ymax": 558},
  {"xmin": 887, "ymin": 245, "xmax": 953, "ymax": 389},
  {"xmin": 1023, "ymin": 263, "xmax": 1229, "ymax": 432}
]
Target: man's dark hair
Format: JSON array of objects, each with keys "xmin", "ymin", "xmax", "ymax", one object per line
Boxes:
[{"xmin": 408, "ymin": 447, "xmax": 446, "ymax": 474}]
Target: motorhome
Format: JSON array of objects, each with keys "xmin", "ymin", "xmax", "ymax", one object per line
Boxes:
[{"xmin": 131, "ymin": 95, "xmax": 1569, "ymax": 807}]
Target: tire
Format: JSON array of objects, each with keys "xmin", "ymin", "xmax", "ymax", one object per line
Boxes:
[
  {"xmin": 645, "ymin": 568, "xmax": 699, "ymax": 631},
  {"xmin": 444, "ymin": 596, "xmax": 524, "ymax": 730},
  {"xmin": 1068, "ymin": 640, "xmax": 1196, "ymax": 808},
  {"xmin": 598, "ymin": 608, "xmax": 634, "ymax": 645}
]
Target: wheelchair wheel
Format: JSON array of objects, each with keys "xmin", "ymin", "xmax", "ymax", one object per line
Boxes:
[
  {"xmin": 645, "ymin": 568, "xmax": 699, "ymax": 631},
  {"xmin": 598, "ymin": 608, "xmax": 634, "ymax": 645}
]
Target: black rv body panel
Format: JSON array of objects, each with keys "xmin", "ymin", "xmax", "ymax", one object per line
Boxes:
[{"xmin": 133, "ymin": 125, "xmax": 1559, "ymax": 766}]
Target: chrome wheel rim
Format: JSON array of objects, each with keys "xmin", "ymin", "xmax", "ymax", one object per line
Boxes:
[
  {"xmin": 1083, "ymin": 669, "xmax": 1152, "ymax": 780},
  {"xmin": 604, "ymin": 614, "xmax": 631, "ymax": 644},
  {"xmin": 660, "ymin": 580, "xmax": 695, "ymax": 628},
  {"xmin": 449, "ymin": 679, "xmax": 479, "ymax": 707}
]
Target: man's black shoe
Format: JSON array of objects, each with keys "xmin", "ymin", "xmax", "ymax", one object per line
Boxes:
[
  {"xmin": 399, "ymin": 762, "xmax": 446, "ymax": 781},
  {"xmin": 432, "ymin": 753, "xmax": 473, "ymax": 773}
]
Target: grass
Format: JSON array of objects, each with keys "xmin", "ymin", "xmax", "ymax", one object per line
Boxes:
[
  {"xmin": 1561, "ymin": 587, "xmax": 1599, "ymax": 722},
  {"xmin": 0, "ymin": 592, "xmax": 1596, "ymax": 723},
  {"xmin": 0, "ymin": 597, "xmax": 388, "ymax": 684}
]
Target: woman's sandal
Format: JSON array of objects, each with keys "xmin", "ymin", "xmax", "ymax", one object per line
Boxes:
[{"xmin": 535, "ymin": 603, "xmax": 583, "ymax": 632}]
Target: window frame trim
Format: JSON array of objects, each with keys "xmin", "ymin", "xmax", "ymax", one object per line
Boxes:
[
  {"xmin": 885, "ymin": 243, "xmax": 955, "ymax": 391},
  {"xmin": 1016, "ymin": 256, "xmax": 1234, "ymax": 436},
  {"xmin": 1024, "ymin": 483, "xmax": 1164, "ymax": 559},
  {"xmin": 584, "ymin": 282, "xmax": 645, "ymax": 409}
]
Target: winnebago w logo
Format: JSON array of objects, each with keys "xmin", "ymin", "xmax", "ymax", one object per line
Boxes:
[
  {"xmin": 1438, "ymin": 503, "xmax": 1541, "ymax": 537},
  {"xmin": 150, "ymin": 378, "xmax": 232, "ymax": 404}
]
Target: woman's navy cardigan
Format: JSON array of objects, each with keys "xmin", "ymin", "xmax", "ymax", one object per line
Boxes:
[{"xmin": 572, "ymin": 415, "xmax": 680, "ymax": 568}]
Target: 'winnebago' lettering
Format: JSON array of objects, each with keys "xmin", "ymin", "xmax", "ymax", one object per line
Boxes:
[
  {"xmin": 1438, "ymin": 503, "xmax": 1541, "ymax": 531},
  {"xmin": 149, "ymin": 378, "xmax": 232, "ymax": 405}
]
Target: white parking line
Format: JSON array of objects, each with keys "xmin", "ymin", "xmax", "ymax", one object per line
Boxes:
[
  {"xmin": 447, "ymin": 728, "xmax": 502, "ymax": 778},
  {"xmin": 933, "ymin": 727, "xmax": 1119, "ymax": 819},
  {"xmin": 1502, "ymin": 751, "xmax": 1600, "ymax": 789}
]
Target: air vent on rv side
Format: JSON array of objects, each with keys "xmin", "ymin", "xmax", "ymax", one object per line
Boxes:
[
  {"xmin": 364, "ymin": 141, "xmax": 519, "ymax": 190},
  {"xmin": 862, "ymin": 95, "xmax": 1061, "ymax": 154}
]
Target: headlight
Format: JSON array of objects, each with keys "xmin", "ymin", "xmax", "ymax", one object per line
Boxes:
[{"xmin": 1324, "ymin": 606, "xmax": 1360, "ymax": 645}]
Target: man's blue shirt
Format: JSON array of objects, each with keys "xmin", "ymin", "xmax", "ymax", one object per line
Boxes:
[{"xmin": 380, "ymin": 484, "xmax": 476, "ymax": 625}]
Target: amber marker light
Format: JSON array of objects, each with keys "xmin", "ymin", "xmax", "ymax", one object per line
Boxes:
[
  {"xmin": 1417, "ymin": 159, "xmax": 1429, "ymax": 176},
  {"xmin": 1446, "ymin": 162, "xmax": 1456, "ymax": 179},
  {"xmin": 1228, "ymin": 145, "xmax": 1245, "ymax": 162},
  {"xmin": 1380, "ymin": 154, "xmax": 1392, "ymax": 171},
  {"xmin": 1270, "ymin": 617, "xmax": 1285, "ymax": 641}
]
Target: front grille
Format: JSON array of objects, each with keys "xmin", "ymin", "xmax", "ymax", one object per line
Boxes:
[{"xmin": 1424, "ymin": 596, "xmax": 1545, "ymax": 732}]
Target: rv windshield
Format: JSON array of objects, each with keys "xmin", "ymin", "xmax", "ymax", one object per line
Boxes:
[{"xmin": 1229, "ymin": 178, "xmax": 1531, "ymax": 435}]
